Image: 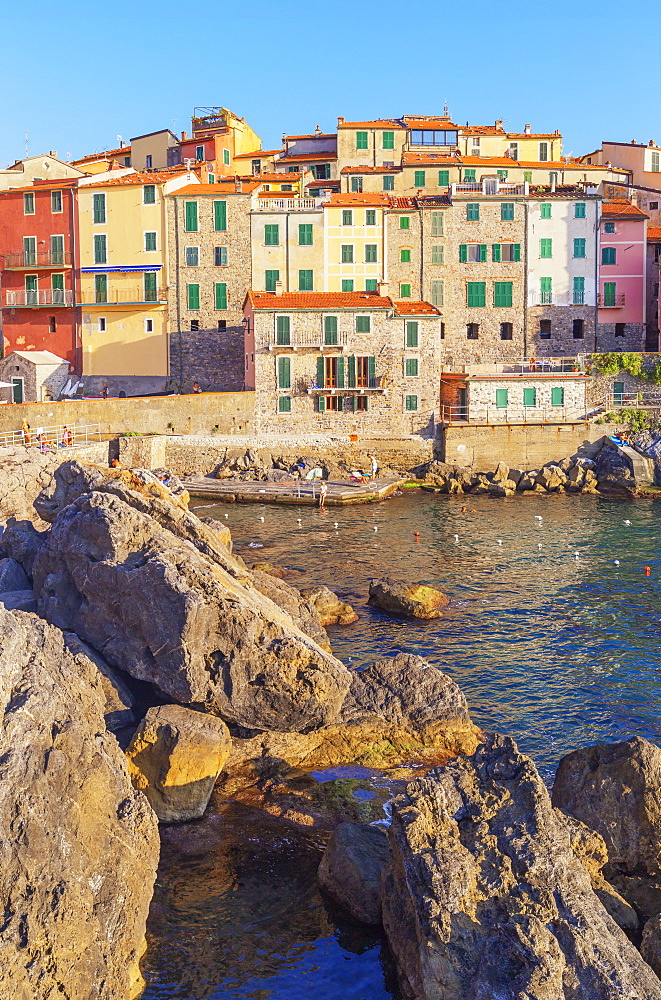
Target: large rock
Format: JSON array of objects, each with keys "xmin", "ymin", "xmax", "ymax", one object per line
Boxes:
[
  {"xmin": 368, "ymin": 577, "xmax": 449, "ymax": 619},
  {"xmin": 642, "ymin": 915, "xmax": 661, "ymax": 979},
  {"xmin": 318, "ymin": 821, "xmax": 391, "ymax": 924},
  {"xmin": 0, "ymin": 589, "xmax": 37, "ymax": 612},
  {"xmin": 63, "ymin": 632, "xmax": 137, "ymax": 733},
  {"xmin": 552, "ymin": 736, "xmax": 661, "ymax": 877},
  {"xmin": 126, "ymin": 704, "xmax": 231, "ymax": 822},
  {"xmin": 0, "ymin": 445, "xmax": 58, "ymax": 521},
  {"xmin": 0, "ymin": 608, "xmax": 159, "ymax": 999},
  {"xmin": 1, "ymin": 517, "xmax": 48, "ymax": 579},
  {"xmin": 0, "ymin": 556, "xmax": 30, "ymax": 592},
  {"xmin": 300, "ymin": 585, "xmax": 359, "ymax": 626},
  {"xmin": 383, "ymin": 733, "xmax": 661, "ymax": 1000},
  {"xmin": 250, "ymin": 568, "xmax": 331, "ymax": 652},
  {"xmin": 595, "ymin": 442, "xmax": 637, "ymax": 493},
  {"xmin": 33, "ymin": 490, "xmax": 350, "ymax": 732}
]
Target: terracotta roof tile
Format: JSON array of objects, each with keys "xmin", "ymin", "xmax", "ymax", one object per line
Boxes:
[
  {"xmin": 327, "ymin": 192, "xmax": 390, "ymax": 207},
  {"xmin": 402, "ymin": 151, "xmax": 459, "ymax": 165},
  {"xmin": 305, "ymin": 179, "xmax": 341, "ymax": 188},
  {"xmin": 232, "ymin": 149, "xmax": 282, "ymax": 159},
  {"xmin": 393, "ymin": 300, "xmax": 440, "ymax": 316},
  {"xmin": 83, "ymin": 170, "xmax": 189, "ymax": 188},
  {"xmin": 171, "ymin": 180, "xmax": 261, "ymax": 196},
  {"xmin": 71, "ymin": 146, "xmax": 131, "ymax": 164},
  {"xmin": 247, "ymin": 291, "xmax": 394, "ymax": 311},
  {"xmin": 278, "ymin": 151, "xmax": 338, "ymax": 162},
  {"xmin": 647, "ymin": 226, "xmax": 661, "ymax": 241},
  {"xmin": 285, "ymin": 133, "xmax": 336, "ymax": 141},
  {"xmin": 402, "ymin": 117, "xmax": 459, "ymax": 129},
  {"xmin": 338, "ymin": 119, "xmax": 403, "ymax": 129},
  {"xmin": 387, "ymin": 197, "xmax": 418, "ymax": 209},
  {"xmin": 602, "ymin": 200, "xmax": 649, "ymax": 219},
  {"xmin": 251, "ymin": 172, "xmax": 301, "ymax": 181},
  {"xmin": 341, "ymin": 165, "xmax": 402, "ymax": 174}
]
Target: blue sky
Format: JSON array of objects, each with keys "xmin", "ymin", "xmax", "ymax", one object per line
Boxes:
[{"xmin": 2, "ymin": 0, "xmax": 660, "ymax": 166}]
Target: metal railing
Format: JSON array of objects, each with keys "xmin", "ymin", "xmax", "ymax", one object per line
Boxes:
[
  {"xmin": 4, "ymin": 250, "xmax": 72, "ymax": 268},
  {"xmin": 81, "ymin": 286, "xmax": 166, "ymax": 305},
  {"xmin": 0, "ymin": 422, "xmax": 102, "ymax": 449},
  {"xmin": 439, "ymin": 404, "xmax": 591, "ymax": 424},
  {"xmin": 255, "ymin": 198, "xmax": 322, "ymax": 212},
  {"xmin": 598, "ymin": 293, "xmax": 626, "ymax": 307},
  {"xmin": 5, "ymin": 289, "xmax": 74, "ymax": 307},
  {"xmin": 305, "ymin": 375, "xmax": 386, "ymax": 392},
  {"xmin": 442, "ymin": 357, "xmax": 586, "ymax": 374},
  {"xmin": 606, "ymin": 391, "xmax": 661, "ymax": 409},
  {"xmin": 267, "ymin": 331, "xmax": 349, "ymax": 350}
]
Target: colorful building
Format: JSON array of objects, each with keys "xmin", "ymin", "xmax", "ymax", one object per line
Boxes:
[{"xmin": 597, "ymin": 201, "xmax": 648, "ymax": 350}]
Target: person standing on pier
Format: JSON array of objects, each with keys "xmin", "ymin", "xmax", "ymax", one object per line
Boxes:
[{"xmin": 318, "ymin": 480, "xmax": 328, "ymax": 509}]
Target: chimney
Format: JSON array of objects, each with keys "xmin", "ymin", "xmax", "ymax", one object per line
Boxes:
[
  {"xmin": 650, "ymin": 140, "xmax": 656, "ymax": 147},
  {"xmin": 274, "ymin": 281, "xmax": 283, "ymax": 296},
  {"xmin": 550, "ymin": 174, "xmax": 557, "ymax": 193},
  {"xmin": 235, "ymin": 177, "xmax": 243, "ymax": 194},
  {"xmin": 49, "ymin": 150, "xmax": 57, "ymax": 158},
  {"xmin": 495, "ymin": 119, "xmax": 503, "ymax": 130},
  {"xmin": 315, "ymin": 124, "xmax": 322, "ymax": 135},
  {"xmin": 181, "ymin": 130, "xmax": 188, "ymax": 141},
  {"xmin": 338, "ymin": 117, "xmax": 345, "ymax": 126},
  {"xmin": 524, "ymin": 124, "xmax": 531, "ymax": 135},
  {"xmin": 377, "ymin": 280, "xmax": 389, "ymax": 297}
]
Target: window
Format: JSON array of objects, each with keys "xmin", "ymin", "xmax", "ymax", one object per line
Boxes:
[
  {"xmin": 494, "ymin": 282, "xmax": 513, "ymax": 307},
  {"xmin": 539, "ymin": 142, "xmax": 549, "ymax": 161},
  {"xmin": 602, "ymin": 247, "xmax": 616, "ymax": 265},
  {"xmin": 215, "ymin": 283, "xmax": 227, "ymax": 309},
  {"xmin": 615, "ymin": 322, "xmax": 627, "ymax": 337},
  {"xmin": 523, "ymin": 388, "xmax": 537, "ymax": 407},
  {"xmin": 603, "ymin": 282, "xmax": 617, "ymax": 306},
  {"xmin": 276, "ymin": 316, "xmax": 290, "ymax": 345},
  {"xmin": 431, "ymin": 245, "xmax": 444, "ymax": 264},
  {"xmin": 509, "ymin": 142, "xmax": 519, "ymax": 159},
  {"xmin": 400, "ymin": 248, "xmax": 410, "ymax": 263},
  {"xmin": 265, "ymin": 224, "xmax": 279, "ymax": 246},
  {"xmin": 365, "ymin": 279, "xmax": 378, "ymax": 291},
  {"xmin": 383, "ymin": 176, "xmax": 394, "ymax": 191},
  {"xmin": 496, "ymin": 388, "xmax": 509, "ymax": 408},
  {"xmin": 467, "ymin": 282, "xmax": 486, "ymax": 307},
  {"xmin": 539, "ymin": 319, "xmax": 551, "ymax": 339},
  {"xmin": 431, "ymin": 211, "xmax": 444, "ymax": 236},
  {"xmin": 552, "ymin": 387, "xmax": 565, "ymax": 406},
  {"xmin": 410, "ymin": 129, "xmax": 458, "ymax": 146},
  {"xmin": 493, "ymin": 243, "xmax": 521, "ymax": 262},
  {"xmin": 277, "ymin": 356, "xmax": 291, "ymax": 389},
  {"xmin": 145, "ymin": 231, "xmax": 157, "ymax": 252},
  {"xmin": 341, "ymin": 245, "xmax": 354, "ymax": 263},
  {"xmin": 501, "ymin": 203, "xmax": 514, "ymax": 221},
  {"xmin": 49, "ymin": 315, "xmax": 56, "ymax": 334},
  {"xmin": 145, "ymin": 318, "xmax": 154, "ymax": 334},
  {"xmin": 524, "ymin": 171, "xmax": 532, "ymax": 183},
  {"xmin": 321, "ymin": 355, "xmax": 345, "ymax": 389},
  {"xmin": 184, "ymin": 201, "xmax": 198, "ymax": 232},
  {"xmin": 51, "ymin": 272, "xmax": 64, "ymax": 302},
  {"xmin": 51, "ymin": 190, "xmax": 62, "ymax": 213},
  {"xmin": 354, "ymin": 395, "xmax": 368, "ymax": 411},
  {"xmin": 251, "ymin": 159, "xmax": 261, "ymax": 175},
  {"xmin": 185, "ymin": 246, "xmax": 199, "ymax": 266},
  {"xmin": 365, "ymin": 244, "xmax": 378, "ymax": 263},
  {"xmin": 50, "ymin": 235, "xmax": 64, "ymax": 264},
  {"xmin": 144, "ymin": 154, "xmax": 152, "ymax": 170},
  {"xmin": 190, "ymin": 320, "xmax": 199, "ymax": 331},
  {"xmin": 574, "ymin": 202, "xmax": 586, "ymax": 219},
  {"xmin": 440, "ymin": 322, "xmax": 445, "ymax": 339},
  {"xmin": 187, "ymin": 284, "xmax": 200, "ymax": 310},
  {"xmin": 466, "ymin": 323, "xmax": 479, "ymax": 339},
  {"xmin": 406, "ymin": 321, "xmax": 419, "ymax": 347},
  {"xmin": 143, "ymin": 185, "xmax": 156, "ymax": 205},
  {"xmin": 540, "ymin": 238, "xmax": 553, "ymax": 258},
  {"xmin": 223, "ymin": 149, "xmax": 230, "ymax": 166},
  {"xmin": 382, "ymin": 131, "xmax": 395, "ymax": 149},
  {"xmin": 355, "ymin": 315, "xmax": 371, "ymax": 333},
  {"xmin": 400, "ymin": 216, "xmax": 410, "ymax": 230},
  {"xmin": 218, "ymin": 320, "xmax": 226, "ymax": 331},
  {"xmin": 652, "ymin": 151, "xmax": 660, "ymax": 173},
  {"xmin": 95, "ymin": 273, "xmax": 107, "ymax": 303},
  {"xmin": 573, "ymin": 276, "xmax": 585, "ymax": 304},
  {"xmin": 650, "ymin": 202, "xmax": 659, "ymax": 210},
  {"xmin": 460, "ymin": 243, "xmax": 487, "ymax": 263},
  {"xmin": 540, "ymin": 203, "xmax": 552, "ymax": 219},
  {"xmin": 342, "ymin": 279, "xmax": 354, "ymax": 291},
  {"xmin": 144, "ymin": 272, "xmax": 157, "ymax": 302},
  {"xmin": 195, "ymin": 145, "xmax": 204, "ymax": 161},
  {"xmin": 93, "ymin": 193, "xmax": 105, "ymax": 223},
  {"xmin": 466, "ymin": 203, "xmax": 479, "ymax": 221},
  {"xmin": 299, "ymin": 224, "xmax": 313, "ymax": 245},
  {"xmin": 23, "ymin": 236, "xmax": 36, "ymax": 265},
  {"xmin": 265, "ymin": 270, "xmax": 280, "ymax": 292},
  {"xmin": 312, "ymin": 163, "xmax": 331, "ymax": 179},
  {"xmin": 438, "ymin": 169, "xmax": 449, "ymax": 187},
  {"xmin": 573, "ymin": 318, "xmax": 584, "ymax": 339},
  {"xmin": 298, "ymin": 270, "xmax": 313, "ymax": 291},
  {"xmin": 604, "ymin": 222, "xmax": 615, "ymax": 234},
  {"xmin": 366, "ymin": 210, "xmax": 376, "ymax": 226},
  {"xmin": 540, "ymin": 276, "xmax": 552, "ymax": 304},
  {"xmin": 431, "ymin": 280, "xmax": 444, "ymax": 307},
  {"xmin": 324, "ymin": 316, "xmax": 338, "ymax": 345},
  {"xmin": 210, "ymin": 200, "xmax": 226, "ymax": 232},
  {"xmin": 98, "ymin": 317, "xmax": 106, "ymax": 332},
  {"xmin": 352, "ymin": 355, "xmax": 372, "ymax": 388},
  {"xmin": 278, "ymin": 396, "xmax": 291, "ymax": 413},
  {"xmin": 356, "ymin": 132, "xmax": 368, "ymax": 150},
  {"xmin": 215, "ymin": 246, "xmax": 228, "ymax": 266},
  {"xmin": 497, "ymin": 169, "xmax": 508, "ymax": 181},
  {"xmin": 93, "ymin": 234, "xmax": 107, "ymax": 264},
  {"xmin": 351, "ymin": 177, "xmax": 363, "ymax": 193},
  {"xmin": 463, "ymin": 169, "xmax": 476, "ymax": 182},
  {"xmin": 405, "ymin": 358, "xmax": 419, "ymax": 377},
  {"xmin": 500, "ymin": 322, "xmax": 513, "ymax": 340},
  {"xmin": 400, "ymin": 283, "xmax": 411, "ymax": 298},
  {"xmin": 342, "ymin": 210, "xmax": 353, "ymax": 225},
  {"xmin": 414, "ymin": 170, "xmax": 426, "ymax": 187},
  {"xmin": 124, "ymin": 156, "xmax": 131, "ymax": 166},
  {"xmin": 573, "ymin": 238, "xmax": 586, "ymax": 258},
  {"xmin": 405, "ymin": 394, "xmax": 418, "ymax": 411}
]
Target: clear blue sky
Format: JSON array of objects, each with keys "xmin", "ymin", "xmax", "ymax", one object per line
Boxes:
[{"xmin": 3, "ymin": 0, "xmax": 660, "ymax": 166}]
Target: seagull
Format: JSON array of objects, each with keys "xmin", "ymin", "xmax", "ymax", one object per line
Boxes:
[
  {"xmin": 497, "ymin": 539, "xmax": 502, "ymax": 545},
  {"xmin": 373, "ymin": 526, "xmax": 378, "ymax": 532},
  {"xmin": 624, "ymin": 520, "xmax": 631, "ymax": 526},
  {"xmin": 538, "ymin": 543, "xmax": 542, "ymax": 549},
  {"xmin": 574, "ymin": 551, "xmax": 580, "ymax": 557},
  {"xmin": 259, "ymin": 516, "xmax": 265, "ymax": 522},
  {"xmin": 535, "ymin": 515, "xmax": 543, "ymax": 521},
  {"xmin": 614, "ymin": 560, "xmax": 620, "ymax": 566},
  {"xmin": 454, "ymin": 534, "xmax": 459, "ymax": 542},
  {"xmin": 334, "ymin": 522, "xmax": 339, "ymax": 528}
]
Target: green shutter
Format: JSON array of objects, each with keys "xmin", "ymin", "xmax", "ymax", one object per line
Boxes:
[
  {"xmin": 93, "ymin": 193, "xmax": 105, "ymax": 224},
  {"xmin": 524, "ymin": 171, "xmax": 532, "ymax": 182},
  {"xmin": 337, "ymin": 357, "xmax": 345, "ymax": 389},
  {"xmin": 464, "ymin": 169, "xmax": 476, "ymax": 182},
  {"xmin": 324, "ymin": 316, "xmax": 338, "ymax": 345},
  {"xmin": 405, "ymin": 358, "xmax": 419, "ymax": 377},
  {"xmin": 94, "ymin": 273, "xmax": 107, "ymax": 302},
  {"xmin": 405, "ymin": 394, "xmax": 418, "ymax": 411},
  {"xmin": 540, "ymin": 238, "xmax": 552, "ymax": 258},
  {"xmin": 185, "ymin": 201, "xmax": 198, "ymax": 232},
  {"xmin": 144, "ymin": 272, "xmax": 157, "ymax": 301},
  {"xmin": 551, "ymin": 387, "xmax": 564, "ymax": 406},
  {"xmin": 278, "ymin": 395, "xmax": 292, "ymax": 413},
  {"xmin": 480, "ymin": 244, "xmax": 487, "ymax": 262},
  {"xmin": 298, "ymin": 270, "xmax": 313, "ymax": 291},
  {"xmin": 215, "ymin": 283, "xmax": 227, "ymax": 310},
  {"xmin": 467, "ymin": 282, "xmax": 485, "ymax": 307},
  {"xmin": 265, "ymin": 269, "xmax": 280, "ymax": 292},
  {"xmin": 492, "ymin": 243, "xmax": 501, "ymax": 262},
  {"xmin": 276, "ymin": 316, "xmax": 290, "ymax": 345},
  {"xmin": 299, "ymin": 223, "xmax": 312, "ymax": 245},
  {"xmin": 400, "ymin": 284, "xmax": 411, "ymax": 298},
  {"xmin": 574, "ymin": 238, "xmax": 586, "ymax": 258},
  {"xmin": 383, "ymin": 176, "xmax": 394, "ymax": 191},
  {"xmin": 368, "ymin": 356, "xmax": 376, "ymax": 387},
  {"xmin": 382, "ymin": 131, "xmax": 395, "ymax": 149},
  {"xmin": 265, "ymin": 224, "xmax": 279, "ymax": 245},
  {"xmin": 573, "ymin": 276, "xmax": 585, "ymax": 304},
  {"xmin": 342, "ymin": 210, "xmax": 353, "ymax": 225},
  {"xmin": 438, "ymin": 170, "xmax": 449, "ymax": 187},
  {"xmin": 501, "ymin": 203, "xmax": 514, "ymax": 221},
  {"xmin": 459, "ymin": 244, "xmax": 467, "ymax": 263},
  {"xmin": 540, "ymin": 203, "xmax": 552, "ymax": 219},
  {"xmin": 317, "ymin": 356, "xmax": 325, "ymax": 387},
  {"xmin": 431, "ymin": 245, "xmax": 443, "ymax": 264},
  {"xmin": 406, "ymin": 321, "xmax": 419, "ymax": 347},
  {"xmin": 495, "ymin": 388, "xmax": 508, "ymax": 408},
  {"xmin": 603, "ymin": 282, "xmax": 617, "ymax": 306},
  {"xmin": 317, "ymin": 395, "xmax": 326, "ymax": 412},
  {"xmin": 51, "ymin": 272, "xmax": 64, "ymax": 291},
  {"xmin": 365, "ymin": 210, "xmax": 376, "ymax": 225},
  {"xmin": 494, "ymin": 282, "xmax": 512, "ymax": 307},
  {"xmin": 277, "ymin": 356, "xmax": 291, "ymax": 389},
  {"xmin": 187, "ymin": 283, "xmax": 200, "ymax": 310},
  {"xmin": 431, "ymin": 211, "xmax": 444, "ymax": 236},
  {"xmin": 523, "ymin": 387, "xmax": 537, "ymax": 407},
  {"xmin": 94, "ymin": 234, "xmax": 106, "ymax": 264},
  {"xmin": 414, "ymin": 170, "xmax": 425, "ymax": 187},
  {"xmin": 575, "ymin": 203, "xmax": 586, "ymax": 218},
  {"xmin": 143, "ymin": 185, "xmax": 156, "ymax": 204},
  {"xmin": 347, "ymin": 355, "xmax": 356, "ymax": 388},
  {"xmin": 145, "ymin": 231, "xmax": 157, "ymax": 252},
  {"xmin": 341, "ymin": 279, "xmax": 354, "ymax": 291},
  {"xmin": 366, "ymin": 244, "xmax": 378, "ymax": 262},
  {"xmin": 356, "ymin": 131, "xmax": 368, "ymax": 149},
  {"xmin": 214, "ymin": 201, "xmax": 227, "ymax": 231},
  {"xmin": 356, "ymin": 316, "xmax": 371, "ymax": 333},
  {"xmin": 365, "ymin": 279, "xmax": 378, "ymax": 291},
  {"xmin": 513, "ymin": 244, "xmax": 521, "ymax": 261},
  {"xmin": 466, "ymin": 203, "xmax": 479, "ymax": 221},
  {"xmin": 400, "ymin": 216, "xmax": 410, "ymax": 230}
]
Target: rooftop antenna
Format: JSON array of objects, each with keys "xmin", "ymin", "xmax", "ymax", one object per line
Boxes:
[
  {"xmin": 25, "ymin": 131, "xmax": 29, "ymax": 157},
  {"xmin": 443, "ymin": 102, "xmax": 449, "ymax": 117}
]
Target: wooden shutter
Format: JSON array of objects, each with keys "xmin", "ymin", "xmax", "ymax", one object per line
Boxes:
[
  {"xmin": 438, "ymin": 170, "xmax": 449, "ymax": 187},
  {"xmin": 551, "ymin": 387, "xmax": 564, "ymax": 406},
  {"xmin": 215, "ymin": 283, "xmax": 227, "ymax": 310},
  {"xmin": 368, "ymin": 356, "xmax": 376, "ymax": 387},
  {"xmin": 278, "ymin": 356, "xmax": 291, "ymax": 389},
  {"xmin": 325, "ymin": 316, "xmax": 338, "ymax": 344},
  {"xmin": 317, "ymin": 356, "xmax": 325, "ymax": 387},
  {"xmin": 347, "ymin": 355, "xmax": 356, "ymax": 388},
  {"xmin": 187, "ymin": 284, "xmax": 200, "ymax": 310},
  {"xmin": 459, "ymin": 244, "xmax": 467, "ymax": 263},
  {"xmin": 405, "ymin": 358, "xmax": 418, "ymax": 377},
  {"xmin": 523, "ymin": 387, "xmax": 536, "ymax": 406},
  {"xmin": 495, "ymin": 388, "xmax": 508, "ymax": 408},
  {"xmin": 492, "ymin": 244, "xmax": 501, "ymax": 262},
  {"xmin": 185, "ymin": 202, "xmax": 198, "ymax": 232},
  {"xmin": 480, "ymin": 244, "xmax": 487, "ymax": 262},
  {"xmin": 513, "ymin": 244, "xmax": 521, "ymax": 261},
  {"xmin": 214, "ymin": 201, "xmax": 227, "ymax": 231},
  {"xmin": 317, "ymin": 395, "xmax": 326, "ymax": 411},
  {"xmin": 278, "ymin": 396, "xmax": 292, "ymax": 413},
  {"xmin": 400, "ymin": 216, "xmax": 410, "ymax": 230},
  {"xmin": 414, "ymin": 171, "xmax": 425, "ymax": 187},
  {"xmin": 406, "ymin": 321, "xmax": 419, "ymax": 347},
  {"xmin": 144, "ymin": 272, "xmax": 157, "ymax": 301},
  {"xmin": 93, "ymin": 193, "xmax": 105, "ymax": 223},
  {"xmin": 276, "ymin": 316, "xmax": 290, "ymax": 345},
  {"xmin": 337, "ymin": 357, "xmax": 345, "ymax": 388}
]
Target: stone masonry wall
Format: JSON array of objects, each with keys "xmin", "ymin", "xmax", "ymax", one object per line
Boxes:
[
  {"xmin": 528, "ymin": 304, "xmax": 596, "ymax": 357},
  {"xmin": 467, "ymin": 376, "xmax": 588, "ymax": 421},
  {"xmin": 596, "ymin": 322, "xmax": 646, "ymax": 353}
]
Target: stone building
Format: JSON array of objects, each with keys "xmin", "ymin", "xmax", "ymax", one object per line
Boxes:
[
  {"xmin": 440, "ymin": 365, "xmax": 589, "ymax": 424},
  {"xmin": 646, "ymin": 226, "xmax": 661, "ymax": 350},
  {"xmin": 0, "ymin": 350, "xmax": 69, "ymax": 403},
  {"xmin": 243, "ymin": 289, "xmax": 442, "ymax": 437}
]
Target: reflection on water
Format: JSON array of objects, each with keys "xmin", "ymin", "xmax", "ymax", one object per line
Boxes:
[{"xmin": 143, "ymin": 491, "xmax": 661, "ymax": 998}]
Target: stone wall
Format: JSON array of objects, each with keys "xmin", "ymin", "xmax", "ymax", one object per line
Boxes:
[
  {"xmin": 466, "ymin": 375, "xmax": 588, "ymax": 421},
  {"xmin": 168, "ymin": 326, "xmax": 246, "ymax": 393},
  {"xmin": 528, "ymin": 304, "xmax": 597, "ymax": 356},
  {"xmin": 439, "ymin": 421, "xmax": 609, "ymax": 470},
  {"xmin": 596, "ymin": 322, "xmax": 646, "ymax": 353}
]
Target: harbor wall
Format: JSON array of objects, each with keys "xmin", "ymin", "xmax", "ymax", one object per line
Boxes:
[{"xmin": 438, "ymin": 422, "xmax": 609, "ymax": 471}]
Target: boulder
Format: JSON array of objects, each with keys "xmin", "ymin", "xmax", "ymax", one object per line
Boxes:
[
  {"xmin": 0, "ymin": 445, "xmax": 58, "ymax": 521},
  {"xmin": 250, "ymin": 561, "xmax": 290, "ymax": 579},
  {"xmin": 0, "ymin": 608, "xmax": 159, "ymax": 999},
  {"xmin": 33, "ymin": 491, "xmax": 350, "ymax": 732},
  {"xmin": 318, "ymin": 821, "xmax": 391, "ymax": 924},
  {"xmin": 126, "ymin": 704, "xmax": 231, "ymax": 822},
  {"xmin": 552, "ymin": 736, "xmax": 661, "ymax": 877},
  {"xmin": 199, "ymin": 516, "xmax": 232, "ymax": 549},
  {"xmin": 250, "ymin": 568, "xmax": 331, "ymax": 652},
  {"xmin": 300, "ymin": 585, "xmax": 358, "ymax": 626},
  {"xmin": 0, "ymin": 556, "xmax": 30, "ymax": 593},
  {"xmin": 488, "ymin": 479, "xmax": 516, "ymax": 496},
  {"xmin": 382, "ymin": 733, "xmax": 661, "ymax": 1000},
  {"xmin": 518, "ymin": 471, "xmax": 537, "ymax": 490},
  {"xmin": 642, "ymin": 915, "xmax": 661, "ymax": 978},
  {"xmin": 595, "ymin": 442, "xmax": 637, "ymax": 493},
  {"xmin": 492, "ymin": 460, "xmax": 510, "ymax": 482},
  {"xmin": 535, "ymin": 465, "xmax": 567, "ymax": 491},
  {"xmin": 63, "ymin": 632, "xmax": 137, "ymax": 733},
  {"xmin": 368, "ymin": 577, "xmax": 450, "ymax": 619},
  {"xmin": 508, "ymin": 468, "xmax": 524, "ymax": 485},
  {"xmin": 1, "ymin": 517, "xmax": 48, "ymax": 579},
  {"xmin": 0, "ymin": 589, "xmax": 37, "ymax": 612}
]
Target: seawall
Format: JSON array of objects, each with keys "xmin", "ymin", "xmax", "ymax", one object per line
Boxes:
[{"xmin": 438, "ymin": 421, "xmax": 610, "ymax": 470}]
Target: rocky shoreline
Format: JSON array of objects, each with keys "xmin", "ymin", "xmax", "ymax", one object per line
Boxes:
[{"xmin": 3, "ymin": 452, "xmax": 661, "ymax": 997}]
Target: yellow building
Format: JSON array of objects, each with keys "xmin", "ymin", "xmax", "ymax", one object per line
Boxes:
[
  {"xmin": 323, "ymin": 193, "xmax": 388, "ymax": 292},
  {"xmin": 77, "ymin": 169, "xmax": 195, "ymax": 380}
]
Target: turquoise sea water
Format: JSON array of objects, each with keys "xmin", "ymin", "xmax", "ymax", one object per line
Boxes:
[{"xmin": 142, "ymin": 491, "xmax": 661, "ymax": 999}]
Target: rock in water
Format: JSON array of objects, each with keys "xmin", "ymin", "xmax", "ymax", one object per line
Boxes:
[
  {"xmin": 552, "ymin": 736, "xmax": 661, "ymax": 877},
  {"xmin": 0, "ymin": 608, "xmax": 159, "ymax": 999},
  {"xmin": 368, "ymin": 577, "xmax": 449, "ymax": 619},
  {"xmin": 383, "ymin": 733, "xmax": 661, "ymax": 1000},
  {"xmin": 318, "ymin": 821, "xmax": 391, "ymax": 924},
  {"xmin": 300, "ymin": 585, "xmax": 359, "ymax": 626},
  {"xmin": 33, "ymin": 491, "xmax": 350, "ymax": 732},
  {"xmin": 126, "ymin": 705, "xmax": 231, "ymax": 822}
]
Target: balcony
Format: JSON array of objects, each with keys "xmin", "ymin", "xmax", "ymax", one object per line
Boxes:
[
  {"xmin": 4, "ymin": 250, "xmax": 72, "ymax": 269},
  {"xmin": 598, "ymin": 292, "xmax": 626, "ymax": 307},
  {"xmin": 266, "ymin": 331, "xmax": 349, "ymax": 351},
  {"xmin": 254, "ymin": 198, "xmax": 323, "ymax": 212},
  {"xmin": 5, "ymin": 289, "xmax": 73, "ymax": 308},
  {"xmin": 80, "ymin": 287, "xmax": 167, "ymax": 307},
  {"xmin": 305, "ymin": 376, "xmax": 386, "ymax": 393}
]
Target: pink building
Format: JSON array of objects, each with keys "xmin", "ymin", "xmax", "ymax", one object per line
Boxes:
[{"xmin": 598, "ymin": 201, "xmax": 648, "ymax": 349}]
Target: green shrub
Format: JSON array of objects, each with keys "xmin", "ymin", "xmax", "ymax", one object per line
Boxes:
[{"xmin": 591, "ymin": 353, "xmax": 645, "ymax": 378}]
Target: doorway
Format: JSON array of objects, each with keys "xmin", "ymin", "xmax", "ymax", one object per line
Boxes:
[{"xmin": 12, "ymin": 377, "xmax": 24, "ymax": 404}]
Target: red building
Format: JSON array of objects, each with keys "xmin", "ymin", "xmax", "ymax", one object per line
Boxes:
[{"xmin": 0, "ymin": 178, "xmax": 80, "ymax": 370}]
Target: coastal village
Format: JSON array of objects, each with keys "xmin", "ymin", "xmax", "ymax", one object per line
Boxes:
[{"xmin": 6, "ymin": 105, "xmax": 661, "ymax": 1000}]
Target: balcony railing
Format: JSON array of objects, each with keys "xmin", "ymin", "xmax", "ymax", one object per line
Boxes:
[
  {"xmin": 81, "ymin": 287, "xmax": 167, "ymax": 305},
  {"xmin": 598, "ymin": 293, "xmax": 626, "ymax": 307},
  {"xmin": 4, "ymin": 250, "xmax": 72, "ymax": 268},
  {"xmin": 440, "ymin": 404, "xmax": 590, "ymax": 425},
  {"xmin": 5, "ymin": 289, "xmax": 73, "ymax": 307},
  {"xmin": 305, "ymin": 375, "xmax": 386, "ymax": 392},
  {"xmin": 442, "ymin": 357, "xmax": 586, "ymax": 375},
  {"xmin": 254, "ymin": 198, "xmax": 322, "ymax": 212},
  {"xmin": 266, "ymin": 331, "xmax": 349, "ymax": 350}
]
